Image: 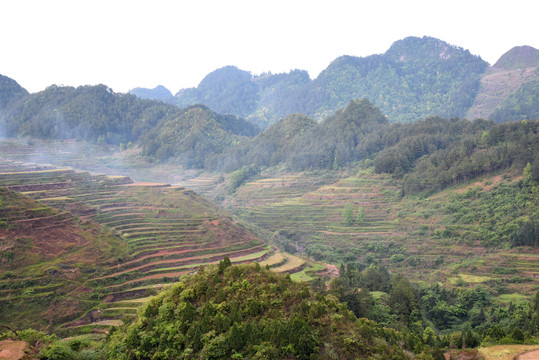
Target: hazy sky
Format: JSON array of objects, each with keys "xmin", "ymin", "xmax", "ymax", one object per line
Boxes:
[{"xmin": 1, "ymin": 0, "xmax": 537, "ymax": 94}]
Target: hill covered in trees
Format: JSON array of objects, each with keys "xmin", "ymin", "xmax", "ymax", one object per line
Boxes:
[
  {"xmin": 0, "ymin": 84, "xmax": 180, "ymax": 144},
  {"xmin": 168, "ymin": 36, "xmax": 487, "ymax": 128},
  {"xmin": 138, "ymin": 104, "xmax": 258, "ymax": 168},
  {"xmin": 132, "ymin": 37, "xmax": 539, "ymax": 129},
  {"xmin": 0, "ymin": 74, "xmax": 28, "ymax": 114},
  {"xmin": 104, "ymin": 262, "xmax": 410, "ymax": 360},
  {"xmin": 0, "ymin": 82, "xmax": 260, "ymax": 168}
]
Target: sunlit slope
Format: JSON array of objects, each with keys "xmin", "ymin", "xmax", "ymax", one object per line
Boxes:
[
  {"xmin": 0, "ymin": 160, "xmax": 289, "ymax": 333},
  {"xmin": 217, "ymin": 168, "xmax": 539, "ymax": 294}
]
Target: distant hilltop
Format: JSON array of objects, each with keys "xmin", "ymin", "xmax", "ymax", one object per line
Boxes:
[{"xmin": 129, "ymin": 36, "xmax": 539, "ymax": 128}]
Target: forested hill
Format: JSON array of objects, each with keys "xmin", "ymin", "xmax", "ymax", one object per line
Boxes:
[
  {"xmin": 138, "ymin": 104, "xmax": 259, "ymax": 168},
  {"xmin": 105, "ymin": 262, "xmax": 410, "ymax": 360},
  {"xmin": 168, "ymin": 36, "xmax": 486, "ymax": 127},
  {"xmin": 198, "ymin": 98, "xmax": 539, "ymax": 198},
  {"xmin": 0, "ymin": 84, "xmax": 181, "ymax": 144},
  {"xmin": 132, "ymin": 37, "xmax": 539, "ymax": 129},
  {"xmin": 0, "ymin": 74, "xmax": 28, "ymax": 112},
  {"xmin": 129, "ymin": 85, "xmax": 174, "ymax": 102},
  {"xmin": 0, "ymin": 83, "xmax": 259, "ymax": 164}
]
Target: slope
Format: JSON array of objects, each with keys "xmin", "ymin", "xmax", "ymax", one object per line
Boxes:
[
  {"xmin": 105, "ymin": 263, "xmax": 409, "ymax": 360},
  {"xmin": 0, "ymin": 74, "xmax": 28, "ymax": 112},
  {"xmin": 170, "ymin": 36, "xmax": 487, "ymax": 127},
  {"xmin": 466, "ymin": 46, "xmax": 539, "ymax": 121},
  {"xmin": 0, "ymin": 171, "xmax": 129, "ymax": 331},
  {"xmin": 139, "ymin": 104, "xmax": 259, "ymax": 167},
  {"xmin": 0, "ymin": 159, "xmax": 315, "ymax": 334}
]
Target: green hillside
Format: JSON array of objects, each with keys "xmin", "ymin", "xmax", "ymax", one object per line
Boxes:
[
  {"xmin": 0, "ymin": 83, "xmax": 260, "ymax": 169},
  {"xmin": 170, "ymin": 36, "xmax": 488, "ymax": 127},
  {"xmin": 0, "ymin": 74, "xmax": 28, "ymax": 111},
  {"xmin": 0, "ymin": 84, "xmax": 179, "ymax": 144},
  {"xmin": 105, "ymin": 263, "xmax": 409, "ymax": 360},
  {"xmin": 139, "ymin": 104, "xmax": 258, "ymax": 167}
]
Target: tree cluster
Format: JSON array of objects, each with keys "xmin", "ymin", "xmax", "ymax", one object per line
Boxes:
[{"xmin": 105, "ymin": 262, "xmax": 408, "ymax": 360}]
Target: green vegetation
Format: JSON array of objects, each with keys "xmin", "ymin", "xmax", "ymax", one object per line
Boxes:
[
  {"xmin": 342, "ymin": 203, "xmax": 354, "ymax": 226},
  {"xmin": 0, "ymin": 74, "xmax": 28, "ymax": 111},
  {"xmin": 331, "ymin": 263, "xmax": 539, "ymax": 348},
  {"xmin": 441, "ymin": 176, "xmax": 539, "ymax": 247},
  {"xmin": 172, "ymin": 36, "xmax": 489, "ymax": 127},
  {"xmin": 490, "ymin": 79, "xmax": 539, "ymax": 122},
  {"xmin": 105, "ymin": 263, "xmax": 409, "ymax": 360},
  {"xmin": 0, "ymin": 160, "xmax": 316, "ymax": 335},
  {"xmin": 139, "ymin": 105, "xmax": 258, "ymax": 167},
  {"xmin": 0, "ymin": 38, "xmax": 539, "ymax": 358},
  {"xmin": 0, "ymin": 84, "xmax": 259, "ymax": 170}
]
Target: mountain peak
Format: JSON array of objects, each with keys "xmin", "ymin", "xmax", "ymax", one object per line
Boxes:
[
  {"xmin": 385, "ymin": 36, "xmax": 466, "ymax": 62},
  {"xmin": 493, "ymin": 45, "xmax": 539, "ymax": 70},
  {"xmin": 0, "ymin": 74, "xmax": 28, "ymax": 109},
  {"xmin": 129, "ymin": 85, "xmax": 173, "ymax": 101}
]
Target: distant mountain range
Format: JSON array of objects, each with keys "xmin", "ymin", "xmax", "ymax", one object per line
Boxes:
[{"xmin": 129, "ymin": 36, "xmax": 539, "ymax": 128}]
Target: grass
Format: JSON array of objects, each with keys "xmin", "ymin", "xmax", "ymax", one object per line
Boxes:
[
  {"xmin": 478, "ymin": 345, "xmax": 539, "ymax": 360},
  {"xmin": 449, "ymin": 274, "xmax": 492, "ymax": 284},
  {"xmin": 497, "ymin": 293, "xmax": 528, "ymax": 304}
]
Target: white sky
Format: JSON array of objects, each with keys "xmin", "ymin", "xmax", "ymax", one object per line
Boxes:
[{"xmin": 1, "ymin": 0, "xmax": 537, "ymax": 94}]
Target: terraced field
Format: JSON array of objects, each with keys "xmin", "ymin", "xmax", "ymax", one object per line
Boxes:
[
  {"xmin": 204, "ymin": 169, "xmax": 539, "ymax": 295},
  {"xmin": 0, "ymin": 159, "xmax": 317, "ymax": 334}
]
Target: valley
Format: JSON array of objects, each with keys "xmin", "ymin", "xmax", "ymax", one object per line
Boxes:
[{"xmin": 0, "ymin": 34, "xmax": 538, "ymax": 359}]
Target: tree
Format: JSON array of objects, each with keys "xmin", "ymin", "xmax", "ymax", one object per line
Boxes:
[
  {"xmin": 356, "ymin": 206, "xmax": 365, "ymax": 225},
  {"xmin": 343, "ymin": 203, "xmax": 354, "ymax": 226},
  {"xmin": 388, "ymin": 275, "xmax": 419, "ymax": 325}
]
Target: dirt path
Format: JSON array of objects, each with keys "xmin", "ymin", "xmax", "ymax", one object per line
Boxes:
[
  {"xmin": 517, "ymin": 349, "xmax": 539, "ymax": 360},
  {"xmin": 0, "ymin": 340, "xmax": 28, "ymax": 360}
]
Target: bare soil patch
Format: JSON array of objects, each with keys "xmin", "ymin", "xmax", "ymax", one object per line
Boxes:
[
  {"xmin": 0, "ymin": 340, "xmax": 28, "ymax": 360},
  {"xmin": 517, "ymin": 349, "xmax": 539, "ymax": 360}
]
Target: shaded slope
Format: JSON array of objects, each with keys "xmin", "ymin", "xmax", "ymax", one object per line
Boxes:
[
  {"xmin": 139, "ymin": 104, "xmax": 259, "ymax": 167},
  {"xmin": 0, "ymin": 74, "xmax": 28, "ymax": 112},
  {"xmin": 209, "ymin": 113, "xmax": 317, "ymax": 171}
]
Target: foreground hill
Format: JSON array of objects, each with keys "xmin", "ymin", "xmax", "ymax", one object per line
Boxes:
[{"xmin": 105, "ymin": 263, "xmax": 409, "ymax": 360}]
